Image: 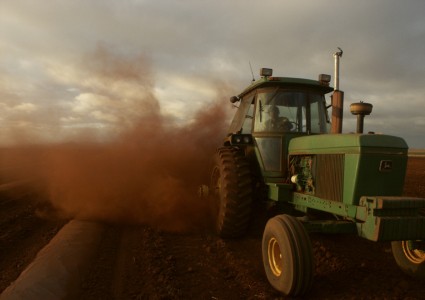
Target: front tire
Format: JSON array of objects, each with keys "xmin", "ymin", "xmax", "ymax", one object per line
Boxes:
[
  {"xmin": 392, "ymin": 240, "xmax": 425, "ymax": 279},
  {"xmin": 262, "ymin": 214, "xmax": 314, "ymax": 296},
  {"xmin": 210, "ymin": 147, "xmax": 253, "ymax": 238}
]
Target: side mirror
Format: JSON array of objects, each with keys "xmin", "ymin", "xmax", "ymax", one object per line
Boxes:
[{"xmin": 230, "ymin": 96, "xmax": 240, "ymax": 103}]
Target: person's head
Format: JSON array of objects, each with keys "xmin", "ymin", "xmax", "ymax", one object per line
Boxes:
[{"xmin": 268, "ymin": 106, "xmax": 279, "ymax": 119}]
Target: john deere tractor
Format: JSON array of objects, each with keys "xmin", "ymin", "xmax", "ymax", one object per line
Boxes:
[{"xmin": 209, "ymin": 49, "xmax": 425, "ymax": 296}]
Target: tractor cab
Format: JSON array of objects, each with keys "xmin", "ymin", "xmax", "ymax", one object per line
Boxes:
[{"xmin": 226, "ymin": 68, "xmax": 333, "ymax": 180}]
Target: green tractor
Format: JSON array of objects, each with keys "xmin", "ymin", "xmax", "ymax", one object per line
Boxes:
[{"xmin": 209, "ymin": 49, "xmax": 425, "ymax": 296}]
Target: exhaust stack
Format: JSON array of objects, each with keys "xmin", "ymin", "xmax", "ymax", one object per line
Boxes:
[{"xmin": 331, "ymin": 48, "xmax": 344, "ymax": 134}]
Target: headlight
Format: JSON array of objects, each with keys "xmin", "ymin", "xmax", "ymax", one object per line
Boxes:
[
  {"xmin": 243, "ymin": 136, "xmax": 251, "ymax": 143},
  {"xmin": 231, "ymin": 134, "xmax": 253, "ymax": 145}
]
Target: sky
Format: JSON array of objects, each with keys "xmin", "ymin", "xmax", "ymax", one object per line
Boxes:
[{"xmin": 1, "ymin": 0, "xmax": 424, "ymax": 148}]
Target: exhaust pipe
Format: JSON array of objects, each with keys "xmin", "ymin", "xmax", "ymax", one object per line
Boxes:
[
  {"xmin": 333, "ymin": 47, "xmax": 343, "ymax": 91},
  {"xmin": 331, "ymin": 48, "xmax": 344, "ymax": 134}
]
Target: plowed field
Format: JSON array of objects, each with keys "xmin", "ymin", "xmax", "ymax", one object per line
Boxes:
[{"xmin": 1, "ymin": 157, "xmax": 425, "ymax": 299}]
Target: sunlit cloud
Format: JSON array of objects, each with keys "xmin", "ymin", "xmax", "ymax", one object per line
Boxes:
[
  {"xmin": 0, "ymin": 0, "xmax": 424, "ymax": 147},
  {"xmin": 14, "ymin": 102, "xmax": 37, "ymax": 112}
]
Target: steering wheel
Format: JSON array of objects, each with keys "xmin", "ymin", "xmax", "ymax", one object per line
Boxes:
[{"xmin": 288, "ymin": 121, "xmax": 299, "ymax": 131}]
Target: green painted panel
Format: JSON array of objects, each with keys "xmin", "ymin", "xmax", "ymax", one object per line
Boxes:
[
  {"xmin": 289, "ymin": 134, "xmax": 408, "ymax": 154},
  {"xmin": 288, "ymin": 134, "xmax": 409, "ymax": 206}
]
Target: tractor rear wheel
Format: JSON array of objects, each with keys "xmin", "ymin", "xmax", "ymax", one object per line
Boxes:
[
  {"xmin": 392, "ymin": 240, "xmax": 425, "ymax": 279},
  {"xmin": 210, "ymin": 147, "xmax": 252, "ymax": 238},
  {"xmin": 262, "ymin": 214, "xmax": 314, "ymax": 296}
]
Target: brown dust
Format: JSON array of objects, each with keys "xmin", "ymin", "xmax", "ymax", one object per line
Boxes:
[
  {"xmin": 1, "ymin": 100, "xmax": 230, "ymax": 232},
  {"xmin": 0, "ymin": 46, "xmax": 236, "ymax": 232}
]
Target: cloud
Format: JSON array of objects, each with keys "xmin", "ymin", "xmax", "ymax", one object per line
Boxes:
[
  {"xmin": 0, "ymin": 0, "xmax": 424, "ymax": 147},
  {"xmin": 13, "ymin": 102, "xmax": 37, "ymax": 112},
  {"xmin": 90, "ymin": 110, "xmax": 119, "ymax": 123}
]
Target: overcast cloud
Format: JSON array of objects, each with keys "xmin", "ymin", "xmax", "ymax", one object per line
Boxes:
[{"xmin": 0, "ymin": 0, "xmax": 424, "ymax": 147}]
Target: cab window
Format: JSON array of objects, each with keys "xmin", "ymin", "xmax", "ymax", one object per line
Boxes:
[
  {"xmin": 253, "ymin": 88, "xmax": 328, "ymax": 134},
  {"xmin": 228, "ymin": 93, "xmax": 255, "ymax": 134}
]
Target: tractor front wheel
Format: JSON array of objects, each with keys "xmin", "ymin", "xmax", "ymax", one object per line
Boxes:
[
  {"xmin": 392, "ymin": 240, "xmax": 425, "ymax": 279},
  {"xmin": 262, "ymin": 214, "xmax": 314, "ymax": 296}
]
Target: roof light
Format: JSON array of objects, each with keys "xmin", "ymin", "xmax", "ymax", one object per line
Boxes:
[
  {"xmin": 319, "ymin": 74, "xmax": 331, "ymax": 84},
  {"xmin": 260, "ymin": 68, "xmax": 273, "ymax": 77}
]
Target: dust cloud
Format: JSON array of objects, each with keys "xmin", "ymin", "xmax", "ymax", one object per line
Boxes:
[
  {"xmin": 0, "ymin": 47, "xmax": 235, "ymax": 232},
  {"xmin": 40, "ymin": 102, "xmax": 227, "ymax": 232}
]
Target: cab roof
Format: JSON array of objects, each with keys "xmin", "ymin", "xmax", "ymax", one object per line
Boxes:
[{"xmin": 238, "ymin": 76, "xmax": 334, "ymax": 98}]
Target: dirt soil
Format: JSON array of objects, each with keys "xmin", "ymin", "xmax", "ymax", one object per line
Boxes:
[
  {"xmin": 1, "ymin": 157, "xmax": 425, "ymax": 299},
  {"xmin": 0, "ymin": 188, "xmax": 66, "ymax": 293}
]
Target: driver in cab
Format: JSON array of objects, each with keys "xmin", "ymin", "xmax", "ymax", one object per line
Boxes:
[{"xmin": 265, "ymin": 106, "xmax": 293, "ymax": 132}]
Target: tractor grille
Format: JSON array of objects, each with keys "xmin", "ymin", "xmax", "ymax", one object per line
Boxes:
[{"xmin": 314, "ymin": 154, "xmax": 344, "ymax": 202}]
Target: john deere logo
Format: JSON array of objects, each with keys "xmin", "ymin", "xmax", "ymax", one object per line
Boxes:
[{"xmin": 379, "ymin": 160, "xmax": 393, "ymax": 172}]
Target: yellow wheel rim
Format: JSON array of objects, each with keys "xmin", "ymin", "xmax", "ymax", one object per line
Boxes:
[
  {"xmin": 268, "ymin": 237, "xmax": 283, "ymax": 276},
  {"xmin": 402, "ymin": 241, "xmax": 425, "ymax": 264}
]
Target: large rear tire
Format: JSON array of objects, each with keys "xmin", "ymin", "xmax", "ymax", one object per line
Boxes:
[
  {"xmin": 210, "ymin": 147, "xmax": 253, "ymax": 238},
  {"xmin": 392, "ymin": 240, "xmax": 425, "ymax": 279},
  {"xmin": 262, "ymin": 214, "xmax": 314, "ymax": 296}
]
